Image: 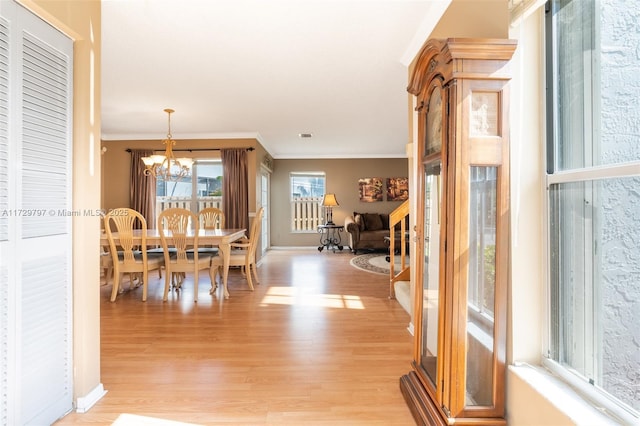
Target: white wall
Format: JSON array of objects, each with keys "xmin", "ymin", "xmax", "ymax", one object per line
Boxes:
[{"xmin": 507, "ymin": 0, "xmax": 546, "ymax": 367}]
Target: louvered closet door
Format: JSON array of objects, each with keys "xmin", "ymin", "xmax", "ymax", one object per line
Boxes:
[
  {"xmin": 0, "ymin": 12, "xmax": 10, "ymax": 424},
  {"xmin": 0, "ymin": 1, "xmax": 73, "ymax": 424}
]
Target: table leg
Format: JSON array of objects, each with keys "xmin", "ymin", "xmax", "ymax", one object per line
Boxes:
[{"xmin": 218, "ymin": 241, "xmax": 231, "ymax": 299}]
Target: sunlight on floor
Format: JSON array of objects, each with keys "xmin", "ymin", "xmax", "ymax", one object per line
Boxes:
[
  {"xmin": 113, "ymin": 413, "xmax": 201, "ymax": 426},
  {"xmin": 260, "ymin": 286, "xmax": 365, "ymax": 309}
]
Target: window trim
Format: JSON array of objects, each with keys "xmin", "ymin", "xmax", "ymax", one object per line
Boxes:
[
  {"xmin": 546, "ymin": 161, "xmax": 640, "ymax": 185},
  {"xmin": 542, "ymin": 358, "xmax": 639, "ymax": 424}
]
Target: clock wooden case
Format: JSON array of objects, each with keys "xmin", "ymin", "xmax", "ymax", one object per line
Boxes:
[{"xmin": 400, "ymin": 38, "xmax": 516, "ymax": 425}]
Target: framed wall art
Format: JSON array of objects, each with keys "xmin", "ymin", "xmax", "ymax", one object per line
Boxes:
[
  {"xmin": 358, "ymin": 177, "xmax": 383, "ymax": 202},
  {"xmin": 386, "ymin": 177, "xmax": 408, "ymax": 201}
]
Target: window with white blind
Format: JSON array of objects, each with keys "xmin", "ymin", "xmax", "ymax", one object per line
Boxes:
[{"xmin": 0, "ymin": 1, "xmax": 73, "ymax": 424}]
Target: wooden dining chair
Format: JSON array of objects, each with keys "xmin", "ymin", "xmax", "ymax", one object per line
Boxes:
[
  {"xmin": 198, "ymin": 207, "xmax": 225, "ymax": 229},
  {"xmin": 211, "ymin": 207, "xmax": 264, "ymax": 293},
  {"xmin": 100, "ymin": 246, "xmax": 113, "ymax": 286},
  {"xmin": 103, "ymin": 208, "xmax": 164, "ymax": 302},
  {"xmin": 192, "ymin": 207, "xmax": 225, "ymax": 256},
  {"xmin": 158, "ymin": 208, "xmax": 215, "ymax": 302}
]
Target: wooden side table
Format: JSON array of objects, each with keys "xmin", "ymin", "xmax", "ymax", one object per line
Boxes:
[{"xmin": 317, "ymin": 224, "xmax": 344, "ymax": 252}]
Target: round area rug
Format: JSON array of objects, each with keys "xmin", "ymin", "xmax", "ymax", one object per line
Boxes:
[{"xmin": 349, "ymin": 253, "xmax": 392, "ymax": 275}]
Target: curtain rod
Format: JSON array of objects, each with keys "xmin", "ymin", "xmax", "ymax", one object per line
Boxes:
[{"xmin": 126, "ymin": 147, "xmax": 254, "ymax": 152}]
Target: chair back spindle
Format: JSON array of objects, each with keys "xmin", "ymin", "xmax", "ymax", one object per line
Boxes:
[{"xmin": 198, "ymin": 207, "xmax": 225, "ymax": 230}]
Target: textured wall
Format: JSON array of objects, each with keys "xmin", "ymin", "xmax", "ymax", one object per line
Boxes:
[{"xmin": 600, "ymin": 0, "xmax": 640, "ymax": 410}]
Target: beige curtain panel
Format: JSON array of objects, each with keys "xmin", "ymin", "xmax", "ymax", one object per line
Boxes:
[{"xmin": 221, "ymin": 148, "xmax": 249, "ymax": 231}]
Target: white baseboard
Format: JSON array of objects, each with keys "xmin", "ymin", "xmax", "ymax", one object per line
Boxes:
[
  {"xmin": 268, "ymin": 246, "xmax": 317, "ymax": 250},
  {"xmin": 75, "ymin": 383, "xmax": 107, "ymax": 413}
]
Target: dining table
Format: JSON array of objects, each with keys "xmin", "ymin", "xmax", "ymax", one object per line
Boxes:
[{"xmin": 100, "ymin": 228, "xmax": 247, "ymax": 299}]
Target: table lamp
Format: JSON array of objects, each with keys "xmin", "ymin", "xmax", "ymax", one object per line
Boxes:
[{"xmin": 322, "ymin": 193, "xmax": 339, "ymax": 225}]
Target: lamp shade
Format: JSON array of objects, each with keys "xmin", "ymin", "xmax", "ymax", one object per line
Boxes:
[
  {"xmin": 141, "ymin": 156, "xmax": 155, "ymax": 166},
  {"xmin": 177, "ymin": 157, "xmax": 193, "ymax": 169},
  {"xmin": 150, "ymin": 154, "xmax": 167, "ymax": 165},
  {"xmin": 322, "ymin": 193, "xmax": 339, "ymax": 207}
]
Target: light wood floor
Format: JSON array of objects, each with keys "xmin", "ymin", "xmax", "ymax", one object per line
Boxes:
[{"xmin": 55, "ymin": 249, "xmax": 415, "ymax": 425}]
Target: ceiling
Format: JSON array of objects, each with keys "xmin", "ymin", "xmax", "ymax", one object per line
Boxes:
[{"xmin": 101, "ymin": 0, "xmax": 451, "ymax": 159}]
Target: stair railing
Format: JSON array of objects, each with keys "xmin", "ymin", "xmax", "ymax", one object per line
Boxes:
[{"xmin": 389, "ymin": 199, "xmax": 410, "ymax": 299}]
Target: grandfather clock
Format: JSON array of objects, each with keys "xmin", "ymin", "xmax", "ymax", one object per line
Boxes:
[{"xmin": 400, "ymin": 38, "xmax": 516, "ymax": 425}]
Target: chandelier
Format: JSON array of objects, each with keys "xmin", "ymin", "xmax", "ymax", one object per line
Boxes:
[{"xmin": 141, "ymin": 108, "xmax": 193, "ymax": 181}]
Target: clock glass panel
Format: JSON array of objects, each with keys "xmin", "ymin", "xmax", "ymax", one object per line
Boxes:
[{"xmin": 425, "ymin": 88, "xmax": 442, "ymax": 155}]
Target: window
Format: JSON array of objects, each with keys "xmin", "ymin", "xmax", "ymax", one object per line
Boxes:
[
  {"xmin": 545, "ymin": 1, "xmax": 640, "ymax": 422},
  {"xmin": 156, "ymin": 160, "xmax": 223, "ymax": 214},
  {"xmin": 290, "ymin": 172, "xmax": 325, "ymax": 232}
]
